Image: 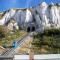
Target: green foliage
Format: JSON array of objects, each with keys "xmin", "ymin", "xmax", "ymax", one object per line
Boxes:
[
  {"xmin": 0, "ymin": 14, "xmax": 3, "ymax": 19},
  {"xmin": 0, "ymin": 26, "xmax": 6, "ymax": 38},
  {"xmin": 0, "ymin": 28, "xmax": 27, "ymax": 47},
  {"xmin": 44, "ymin": 29, "xmax": 60, "ymax": 36},
  {"xmin": 32, "ymin": 29, "xmax": 60, "ymax": 54}
]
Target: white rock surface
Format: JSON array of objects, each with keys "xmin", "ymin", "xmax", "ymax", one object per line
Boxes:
[{"xmin": 0, "ymin": 2, "xmax": 60, "ymax": 32}]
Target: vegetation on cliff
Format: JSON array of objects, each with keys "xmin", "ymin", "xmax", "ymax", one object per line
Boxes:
[{"xmin": 32, "ymin": 29, "xmax": 60, "ymax": 54}]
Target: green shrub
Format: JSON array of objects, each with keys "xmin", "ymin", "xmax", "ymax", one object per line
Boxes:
[
  {"xmin": 44, "ymin": 29, "xmax": 60, "ymax": 36},
  {"xmin": 32, "ymin": 29, "xmax": 60, "ymax": 54},
  {"xmin": 0, "ymin": 26, "xmax": 6, "ymax": 38}
]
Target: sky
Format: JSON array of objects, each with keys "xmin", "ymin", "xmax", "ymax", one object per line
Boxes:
[{"xmin": 0, "ymin": 0, "xmax": 60, "ymax": 12}]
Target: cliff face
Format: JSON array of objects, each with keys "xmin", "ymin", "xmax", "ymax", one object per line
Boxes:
[
  {"xmin": 0, "ymin": 2, "xmax": 60, "ymax": 31},
  {"xmin": 34, "ymin": 2, "xmax": 60, "ymax": 30}
]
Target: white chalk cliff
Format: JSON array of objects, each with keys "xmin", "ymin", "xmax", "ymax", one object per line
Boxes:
[{"xmin": 0, "ymin": 2, "xmax": 60, "ymax": 32}]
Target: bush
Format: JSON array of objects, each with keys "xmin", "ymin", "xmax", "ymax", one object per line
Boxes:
[
  {"xmin": 0, "ymin": 26, "xmax": 6, "ymax": 38},
  {"xmin": 32, "ymin": 29, "xmax": 60, "ymax": 54},
  {"xmin": 44, "ymin": 29, "xmax": 60, "ymax": 36}
]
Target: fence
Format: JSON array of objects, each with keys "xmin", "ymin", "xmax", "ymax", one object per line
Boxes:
[{"xmin": 14, "ymin": 54, "xmax": 60, "ymax": 60}]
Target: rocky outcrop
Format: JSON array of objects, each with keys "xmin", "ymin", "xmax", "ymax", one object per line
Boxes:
[
  {"xmin": 34, "ymin": 2, "xmax": 60, "ymax": 30},
  {"xmin": 0, "ymin": 2, "xmax": 60, "ymax": 32}
]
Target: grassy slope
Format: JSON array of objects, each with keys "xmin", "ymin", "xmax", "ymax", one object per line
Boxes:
[
  {"xmin": 32, "ymin": 29, "xmax": 60, "ymax": 54},
  {"xmin": 0, "ymin": 30, "xmax": 27, "ymax": 47}
]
